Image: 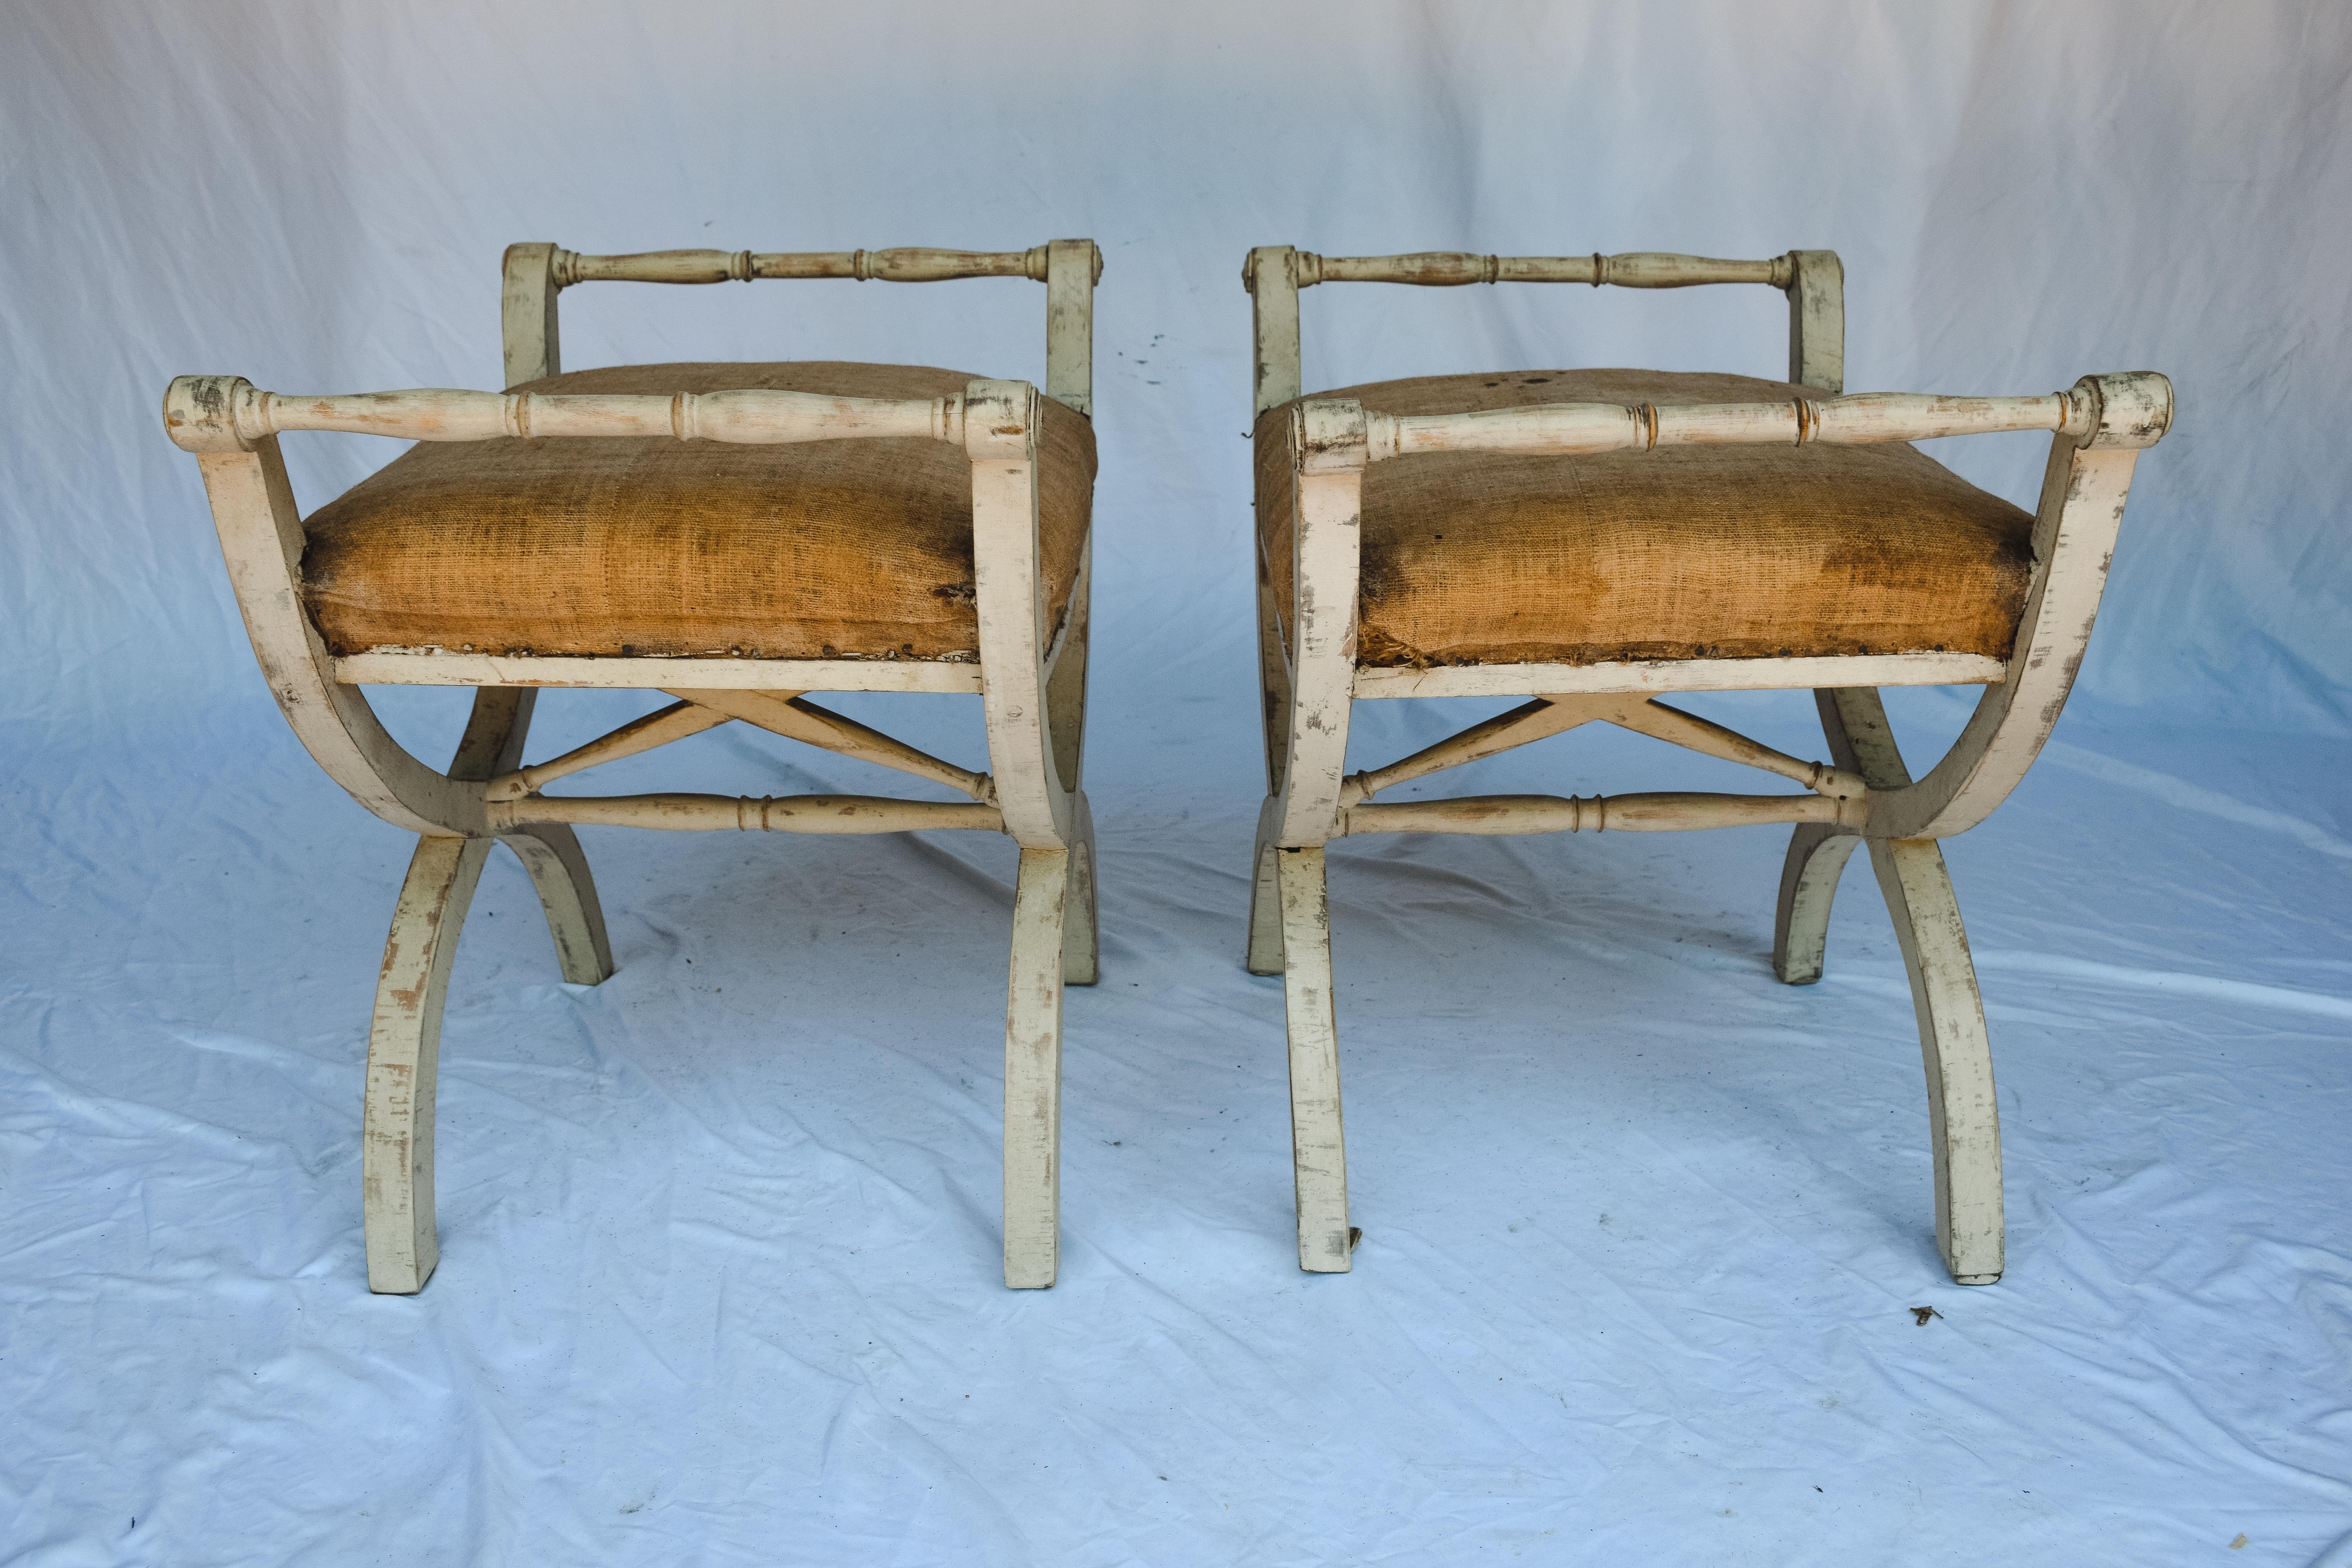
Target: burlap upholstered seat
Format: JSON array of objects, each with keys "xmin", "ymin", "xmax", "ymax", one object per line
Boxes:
[
  {"xmin": 301, "ymin": 362, "xmax": 1097, "ymax": 661},
  {"xmin": 1254, "ymin": 368, "xmax": 2036, "ymax": 669}
]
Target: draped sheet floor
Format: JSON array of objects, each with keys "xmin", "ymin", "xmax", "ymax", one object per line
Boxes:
[{"xmin": 4, "ymin": 686, "xmax": 2346, "ymax": 1565}]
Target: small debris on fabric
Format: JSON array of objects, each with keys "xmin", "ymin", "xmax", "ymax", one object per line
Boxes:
[
  {"xmin": 2230, "ymin": 1535, "xmax": 2250, "ymax": 1550},
  {"xmin": 1911, "ymin": 1306, "xmax": 1942, "ymax": 1326}
]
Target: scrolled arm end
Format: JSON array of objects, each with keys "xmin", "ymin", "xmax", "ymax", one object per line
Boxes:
[
  {"xmin": 2076, "ymin": 372, "xmax": 2172, "ymax": 450},
  {"xmin": 1297, "ymin": 398, "xmax": 1369, "ymax": 474},
  {"xmin": 963, "ymin": 378, "xmax": 1040, "ymax": 461},
  {"xmin": 163, "ymin": 375, "xmax": 261, "ymax": 453}
]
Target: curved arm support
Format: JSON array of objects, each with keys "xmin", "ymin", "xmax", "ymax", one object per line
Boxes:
[
  {"xmin": 968, "ymin": 379, "xmax": 1072, "ymax": 849},
  {"xmin": 1867, "ymin": 373, "xmax": 2171, "ymax": 840},
  {"xmin": 1270, "ymin": 400, "xmax": 1367, "ymax": 848},
  {"xmin": 174, "ymin": 417, "xmax": 483, "ymax": 838}
]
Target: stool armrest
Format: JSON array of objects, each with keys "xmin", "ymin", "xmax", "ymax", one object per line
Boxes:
[
  {"xmin": 164, "ymin": 377, "xmax": 974, "ymax": 450},
  {"xmin": 1353, "ymin": 376, "xmax": 2172, "ymax": 461}
]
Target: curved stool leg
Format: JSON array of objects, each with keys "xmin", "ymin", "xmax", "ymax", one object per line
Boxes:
[
  {"xmin": 1003, "ymin": 846, "xmax": 1070, "ymax": 1288},
  {"xmin": 364, "ymin": 834, "xmax": 492, "ymax": 1294},
  {"xmin": 499, "ymin": 823, "xmax": 615, "ymax": 985},
  {"xmin": 1278, "ymin": 846, "xmax": 1352, "ymax": 1272},
  {"xmin": 1245, "ymin": 810, "xmax": 1285, "ymax": 976},
  {"xmin": 1870, "ymin": 837, "xmax": 2004, "ymax": 1284},
  {"xmin": 1773, "ymin": 822, "xmax": 1863, "ymax": 985},
  {"xmin": 1060, "ymin": 791, "xmax": 1100, "ymax": 987}
]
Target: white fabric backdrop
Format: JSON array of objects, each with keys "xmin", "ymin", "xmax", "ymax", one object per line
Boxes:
[{"xmin": 3, "ymin": 3, "xmax": 2348, "ymax": 1563}]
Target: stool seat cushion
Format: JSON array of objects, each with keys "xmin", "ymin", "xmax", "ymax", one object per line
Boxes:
[
  {"xmin": 1254, "ymin": 368, "xmax": 2036, "ymax": 669},
  {"xmin": 300, "ymin": 362, "xmax": 1096, "ymax": 662}
]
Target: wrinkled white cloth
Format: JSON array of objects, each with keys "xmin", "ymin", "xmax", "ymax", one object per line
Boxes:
[{"xmin": 4, "ymin": 4, "xmax": 2348, "ymax": 1563}]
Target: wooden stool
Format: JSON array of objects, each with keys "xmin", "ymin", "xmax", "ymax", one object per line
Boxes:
[
  {"xmin": 1242, "ymin": 245, "xmax": 2171, "ymax": 1283},
  {"xmin": 165, "ymin": 240, "xmax": 1104, "ymax": 1292}
]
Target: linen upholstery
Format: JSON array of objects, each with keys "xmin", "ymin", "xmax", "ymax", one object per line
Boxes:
[
  {"xmin": 1254, "ymin": 369, "xmax": 2036, "ymax": 669},
  {"xmin": 301, "ymin": 362, "xmax": 1095, "ymax": 662}
]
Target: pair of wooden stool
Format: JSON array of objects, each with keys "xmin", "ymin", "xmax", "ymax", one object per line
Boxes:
[{"xmin": 163, "ymin": 237, "xmax": 2170, "ymax": 1293}]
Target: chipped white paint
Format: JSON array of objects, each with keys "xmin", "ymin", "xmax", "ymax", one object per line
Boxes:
[
  {"xmin": 1242, "ymin": 244, "xmax": 2171, "ymax": 1283},
  {"xmin": 164, "ymin": 237, "xmax": 1100, "ymax": 1294},
  {"xmin": 334, "ymin": 653, "xmax": 984, "ymax": 692},
  {"xmin": 1352, "ymin": 653, "xmax": 2004, "ymax": 700},
  {"xmin": 1277, "ymin": 847, "xmax": 1352, "ymax": 1272}
]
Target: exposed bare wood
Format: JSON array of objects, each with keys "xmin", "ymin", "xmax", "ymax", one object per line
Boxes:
[
  {"xmin": 1002, "ymin": 847, "xmax": 1069, "ymax": 1288},
  {"xmin": 1278, "ymin": 848, "xmax": 1352, "ymax": 1272},
  {"xmin": 1295, "ymin": 250, "xmax": 1795, "ymax": 289},
  {"xmin": 487, "ymin": 792, "xmax": 1003, "ymax": 835},
  {"xmin": 485, "ymin": 699, "xmax": 737, "ymax": 801},
  {"xmin": 1344, "ymin": 791, "xmax": 1859, "ymax": 837},
  {"xmin": 668, "ymin": 688, "xmax": 990, "ymax": 800},
  {"xmin": 334, "ymin": 653, "xmax": 982, "ymax": 693},
  {"xmin": 1353, "ymin": 652, "xmax": 2005, "ymax": 701}
]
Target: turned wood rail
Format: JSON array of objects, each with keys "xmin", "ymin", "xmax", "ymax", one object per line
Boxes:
[
  {"xmin": 1340, "ymin": 388, "xmax": 2132, "ymax": 464},
  {"xmin": 163, "ymin": 377, "xmax": 971, "ymax": 451},
  {"xmin": 1246, "ymin": 244, "xmax": 1847, "ymax": 412},
  {"xmin": 551, "ymin": 245, "xmax": 1097, "ymax": 286},
  {"xmin": 1278, "ymin": 250, "xmax": 1795, "ymax": 289},
  {"xmin": 502, "ymin": 238, "xmax": 1103, "ymax": 415}
]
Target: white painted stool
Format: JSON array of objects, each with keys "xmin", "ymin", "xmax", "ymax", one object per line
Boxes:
[
  {"xmin": 1242, "ymin": 245, "xmax": 2170, "ymax": 1283},
  {"xmin": 165, "ymin": 240, "xmax": 1103, "ymax": 1292}
]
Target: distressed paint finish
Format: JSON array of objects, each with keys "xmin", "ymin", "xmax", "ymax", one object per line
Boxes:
[
  {"xmin": 1357, "ymin": 386, "xmax": 2100, "ymax": 461},
  {"xmin": 336, "ymin": 653, "xmax": 985, "ymax": 693},
  {"xmin": 1813, "ymin": 685, "xmax": 2004, "ymax": 1281},
  {"xmin": 1874, "ymin": 837, "xmax": 2004, "ymax": 1282},
  {"xmin": 1241, "ymin": 243, "xmax": 2171, "ymax": 1284},
  {"xmin": 1785, "ymin": 249, "xmax": 1845, "ymax": 392},
  {"xmin": 666, "ymin": 688, "xmax": 992, "ymax": 800},
  {"xmin": 1354, "ymin": 652, "xmax": 2004, "ymax": 701},
  {"xmin": 1269, "ymin": 401, "xmax": 1365, "ymax": 849},
  {"xmin": 501, "ymin": 242, "xmax": 563, "ymax": 388},
  {"xmin": 1344, "ymin": 789, "xmax": 1863, "ymax": 837},
  {"xmin": 363, "ymin": 833, "xmax": 492, "ymax": 1295},
  {"xmin": 1044, "ymin": 239, "xmax": 1102, "ymax": 417},
  {"xmin": 1771, "ymin": 823, "xmax": 1863, "ymax": 986},
  {"xmin": 1866, "ymin": 381, "xmax": 2162, "ymax": 840},
  {"xmin": 1277, "ymin": 848, "xmax": 1351, "ymax": 1273},
  {"xmin": 165, "ymin": 236, "xmax": 1100, "ymax": 1293},
  {"xmin": 1003, "ymin": 848, "xmax": 1071, "ymax": 1289}
]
